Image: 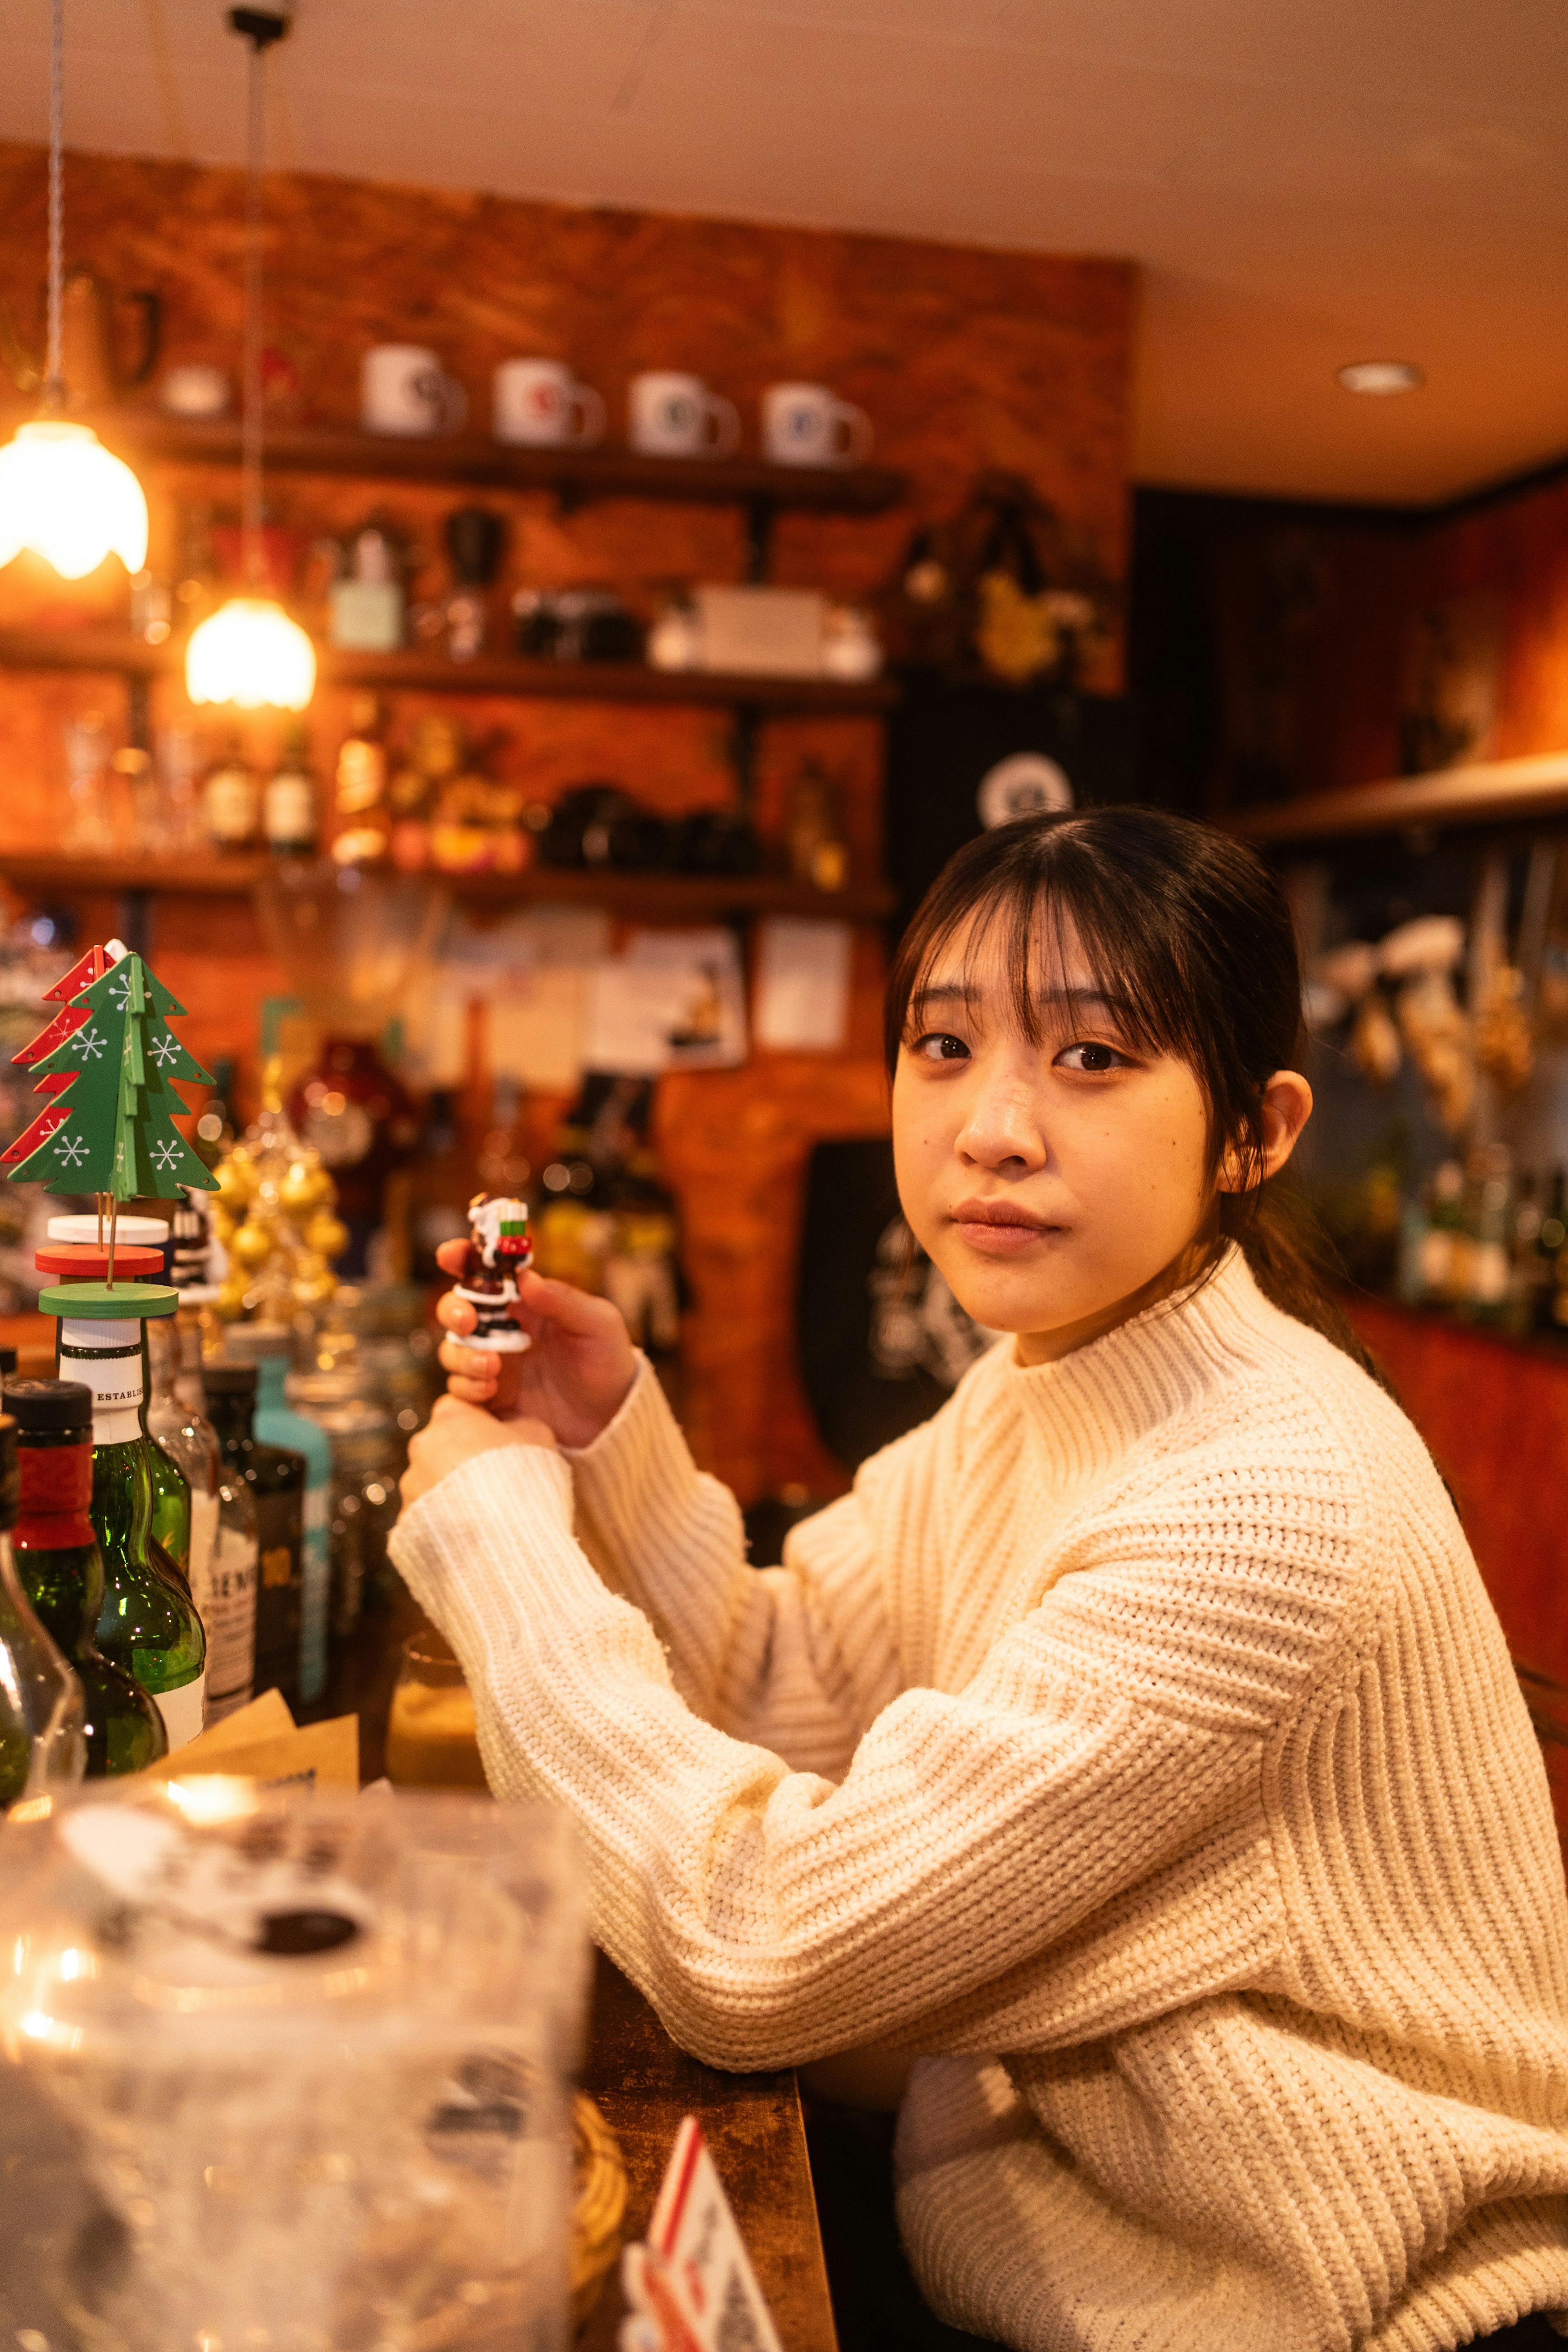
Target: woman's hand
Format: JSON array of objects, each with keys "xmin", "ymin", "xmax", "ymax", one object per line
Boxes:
[
  {"xmin": 433, "ymin": 1246, "xmax": 637, "ymax": 1449},
  {"xmin": 401, "ymin": 1393, "xmax": 558, "ymax": 1508}
]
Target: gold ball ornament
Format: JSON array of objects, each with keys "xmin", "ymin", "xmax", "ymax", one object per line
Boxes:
[
  {"xmin": 229, "ymin": 1218, "xmax": 276, "ymax": 1273},
  {"xmin": 215, "ymin": 1274, "xmax": 251, "ymax": 1323},
  {"xmin": 214, "ymin": 1149, "xmax": 259, "ymax": 1212},
  {"xmin": 281, "ymin": 1158, "xmax": 331, "ymax": 1219},
  {"xmin": 303, "ymin": 1209, "xmax": 350, "ymax": 1261},
  {"xmin": 290, "ymin": 1251, "xmax": 339, "ymax": 1309}
]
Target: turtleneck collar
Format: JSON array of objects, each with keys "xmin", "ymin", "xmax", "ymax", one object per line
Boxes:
[{"xmin": 1002, "ymin": 1244, "xmax": 1286, "ymax": 1489}]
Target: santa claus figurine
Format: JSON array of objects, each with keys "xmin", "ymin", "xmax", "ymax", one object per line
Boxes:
[{"xmin": 452, "ymin": 1193, "xmax": 533, "ymax": 1351}]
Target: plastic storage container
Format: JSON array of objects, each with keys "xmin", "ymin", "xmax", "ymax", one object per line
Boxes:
[{"xmin": 0, "ymin": 1780, "xmax": 586, "ymax": 2352}]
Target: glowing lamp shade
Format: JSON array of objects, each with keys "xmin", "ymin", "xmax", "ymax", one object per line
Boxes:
[
  {"xmin": 185, "ymin": 596, "xmax": 317, "ymax": 710},
  {"xmin": 0, "ymin": 419, "xmax": 149, "ymax": 579}
]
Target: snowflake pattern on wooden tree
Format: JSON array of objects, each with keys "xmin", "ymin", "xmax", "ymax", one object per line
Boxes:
[{"xmin": 3, "ymin": 945, "xmax": 218, "ymax": 1199}]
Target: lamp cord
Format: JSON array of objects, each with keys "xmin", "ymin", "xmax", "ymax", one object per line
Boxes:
[
  {"xmin": 44, "ymin": 0, "xmax": 63, "ymax": 408},
  {"xmin": 241, "ymin": 33, "xmax": 265, "ymax": 587}
]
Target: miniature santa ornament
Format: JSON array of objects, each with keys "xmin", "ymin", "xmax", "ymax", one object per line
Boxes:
[{"xmin": 453, "ymin": 1193, "xmax": 532, "ymax": 1351}]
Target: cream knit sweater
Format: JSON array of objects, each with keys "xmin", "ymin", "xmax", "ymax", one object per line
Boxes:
[{"xmin": 390, "ymin": 1246, "xmax": 1568, "ymax": 2352}]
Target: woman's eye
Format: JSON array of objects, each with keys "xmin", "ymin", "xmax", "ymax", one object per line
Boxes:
[
  {"xmin": 912, "ymin": 1032, "xmax": 970, "ymax": 1063},
  {"xmin": 1056, "ymin": 1041, "xmax": 1126, "ymax": 1073}
]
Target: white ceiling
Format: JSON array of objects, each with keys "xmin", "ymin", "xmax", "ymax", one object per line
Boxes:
[{"xmin": 1, "ymin": 0, "xmax": 1565, "ymax": 505}]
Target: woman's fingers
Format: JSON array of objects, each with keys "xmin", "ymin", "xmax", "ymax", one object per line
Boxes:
[
  {"xmin": 434, "ymin": 1238, "xmax": 469, "ymax": 1274},
  {"xmin": 514, "ymin": 1268, "xmax": 621, "ymax": 1337},
  {"xmin": 439, "ymin": 1333, "xmax": 498, "ymax": 1384},
  {"xmin": 435, "ymin": 1288, "xmax": 478, "ymax": 1336}
]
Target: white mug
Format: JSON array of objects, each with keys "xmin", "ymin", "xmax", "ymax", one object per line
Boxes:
[
  {"xmin": 361, "ymin": 344, "xmax": 468, "ymax": 438},
  {"xmin": 762, "ymin": 381, "xmax": 873, "ymax": 468},
  {"xmin": 493, "ymin": 357, "xmax": 606, "ymax": 448},
  {"xmin": 628, "ymin": 371, "xmax": 740, "ymax": 459},
  {"xmin": 160, "ymin": 362, "xmax": 231, "ymax": 419}
]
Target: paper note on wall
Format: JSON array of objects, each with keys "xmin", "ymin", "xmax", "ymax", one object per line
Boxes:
[
  {"xmin": 584, "ymin": 929, "xmax": 747, "ymax": 1075},
  {"xmin": 403, "ymin": 905, "xmax": 610, "ymax": 1089},
  {"xmin": 753, "ymin": 916, "xmax": 853, "ymax": 1051}
]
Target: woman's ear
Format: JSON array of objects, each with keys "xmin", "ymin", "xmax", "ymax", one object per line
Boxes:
[{"xmin": 1217, "ymin": 1070, "xmax": 1314, "ymax": 1193}]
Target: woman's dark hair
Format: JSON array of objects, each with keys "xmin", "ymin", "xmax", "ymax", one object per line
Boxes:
[{"xmin": 884, "ymin": 805, "xmax": 1376, "ymax": 1370}]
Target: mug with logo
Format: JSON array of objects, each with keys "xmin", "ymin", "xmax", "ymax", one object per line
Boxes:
[
  {"xmin": 762, "ymin": 382, "xmax": 873, "ymax": 468},
  {"xmin": 361, "ymin": 344, "xmax": 468, "ymax": 438},
  {"xmin": 628, "ymin": 371, "xmax": 740, "ymax": 459},
  {"xmin": 493, "ymin": 358, "xmax": 606, "ymax": 448}
]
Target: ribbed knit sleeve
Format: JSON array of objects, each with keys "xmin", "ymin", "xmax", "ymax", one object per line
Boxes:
[
  {"xmin": 390, "ymin": 1435, "xmax": 1307, "ymax": 2071},
  {"xmin": 563, "ymin": 1360, "xmax": 897, "ymax": 1771}
]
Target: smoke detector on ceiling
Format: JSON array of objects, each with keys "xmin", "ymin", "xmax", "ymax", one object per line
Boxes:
[{"xmin": 1336, "ymin": 361, "xmax": 1425, "ymax": 396}]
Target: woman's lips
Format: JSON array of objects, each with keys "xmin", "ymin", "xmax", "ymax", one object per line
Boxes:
[{"xmin": 949, "ymin": 1201, "xmax": 1058, "ymax": 1253}]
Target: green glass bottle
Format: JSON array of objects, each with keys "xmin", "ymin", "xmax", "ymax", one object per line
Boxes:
[
  {"xmin": 6, "ymin": 1378, "xmax": 167, "ymax": 1777},
  {"xmin": 43, "ymin": 1284, "xmax": 208, "ymax": 1752},
  {"xmin": 0, "ymin": 1411, "xmax": 88, "ymax": 1805}
]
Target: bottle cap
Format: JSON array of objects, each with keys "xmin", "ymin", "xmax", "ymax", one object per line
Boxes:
[
  {"xmin": 34, "ymin": 1242, "xmax": 166, "ymax": 1280},
  {"xmin": 4, "ymin": 1378, "xmax": 93, "ymax": 1434},
  {"xmin": 47, "ymin": 1213, "xmax": 169, "ymax": 1247},
  {"xmin": 0, "ymin": 1416, "xmax": 16, "ymax": 1529},
  {"xmin": 204, "ymin": 1363, "xmax": 259, "ymax": 1398},
  {"xmin": 39, "ymin": 1282, "xmax": 179, "ymax": 1320}
]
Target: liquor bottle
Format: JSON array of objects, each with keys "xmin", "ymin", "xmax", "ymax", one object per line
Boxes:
[
  {"xmin": 0, "ymin": 1410, "xmax": 88, "ymax": 1804},
  {"xmin": 204, "ymin": 1361, "xmax": 306, "ymax": 1710},
  {"xmin": 1466, "ymin": 1143, "xmax": 1513, "ymax": 1330},
  {"xmin": 145, "ymin": 1313, "xmax": 220, "ymax": 1600},
  {"xmin": 205, "ymin": 736, "xmax": 261, "ymax": 852},
  {"xmin": 1508, "ymin": 1173, "xmax": 1544, "ymax": 1337},
  {"xmin": 6, "ymin": 1378, "xmax": 166, "ymax": 1776},
  {"xmin": 51, "ymin": 1293, "xmax": 208, "ymax": 1750},
  {"xmin": 199, "ymin": 1438, "xmax": 260, "ymax": 1724},
  {"xmin": 1418, "ymin": 1160, "xmax": 1466, "ymax": 1304},
  {"xmin": 223, "ymin": 1326, "xmax": 332, "ymax": 1708},
  {"xmin": 264, "ymin": 725, "xmax": 319, "ymax": 858}
]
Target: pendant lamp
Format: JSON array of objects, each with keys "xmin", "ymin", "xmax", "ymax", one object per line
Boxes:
[
  {"xmin": 0, "ymin": 0, "xmax": 149, "ymax": 579},
  {"xmin": 186, "ymin": 7, "xmax": 315, "ymax": 712}
]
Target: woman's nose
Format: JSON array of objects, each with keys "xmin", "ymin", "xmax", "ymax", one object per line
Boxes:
[{"xmin": 956, "ymin": 1073, "xmax": 1048, "ymax": 1172}]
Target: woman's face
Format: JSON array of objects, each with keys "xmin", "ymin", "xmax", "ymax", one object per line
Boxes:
[{"xmin": 891, "ymin": 911, "xmax": 1308, "ymax": 1363}]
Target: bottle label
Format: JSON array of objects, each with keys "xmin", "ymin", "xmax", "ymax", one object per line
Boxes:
[
  {"xmin": 299, "ymin": 1486, "xmax": 330, "ymax": 1705},
  {"xmin": 191, "ymin": 1521, "xmax": 257, "ymax": 1721},
  {"xmin": 58, "ymin": 1318, "xmax": 145, "ymax": 1445},
  {"xmin": 189, "ymin": 1489, "xmax": 219, "ymax": 1597},
  {"xmin": 264, "ymin": 773, "xmax": 315, "ymax": 846},
  {"xmin": 154, "ymin": 1671, "xmax": 207, "ymax": 1751}
]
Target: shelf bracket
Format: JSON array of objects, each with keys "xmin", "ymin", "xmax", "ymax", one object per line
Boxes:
[{"xmin": 743, "ymin": 496, "xmax": 776, "ymax": 584}]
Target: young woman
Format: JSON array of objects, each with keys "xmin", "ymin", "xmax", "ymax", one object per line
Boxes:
[{"xmin": 394, "ymin": 809, "xmax": 1568, "ymax": 2352}]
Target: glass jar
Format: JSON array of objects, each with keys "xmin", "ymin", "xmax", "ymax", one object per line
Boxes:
[
  {"xmin": 384, "ymin": 1628, "xmax": 486, "ymax": 1789},
  {"xmin": 285, "ymin": 1392, "xmax": 399, "ymax": 1639}
]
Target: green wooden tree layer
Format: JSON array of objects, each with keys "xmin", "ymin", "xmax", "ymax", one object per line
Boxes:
[{"xmin": 4, "ymin": 948, "xmax": 218, "ymax": 1199}]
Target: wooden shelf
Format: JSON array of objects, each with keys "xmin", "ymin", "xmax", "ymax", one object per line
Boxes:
[
  {"xmin": 0, "ymin": 852, "xmax": 894, "ymax": 924},
  {"xmin": 0, "ymin": 407, "xmax": 908, "ymax": 515},
  {"xmin": 1229, "ymin": 752, "xmax": 1568, "ymax": 846},
  {"xmin": 0, "ymin": 626, "xmax": 898, "ymax": 713}
]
